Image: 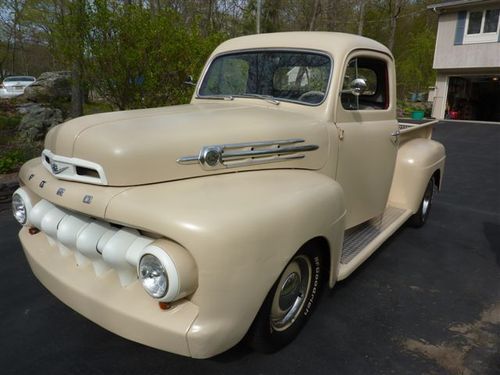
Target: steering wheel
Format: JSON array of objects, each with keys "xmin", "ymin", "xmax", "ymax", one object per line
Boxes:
[{"xmin": 298, "ymin": 91, "xmax": 325, "ymax": 103}]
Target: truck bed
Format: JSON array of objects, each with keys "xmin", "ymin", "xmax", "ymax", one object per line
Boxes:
[{"xmin": 397, "ymin": 118, "xmax": 438, "ymax": 140}]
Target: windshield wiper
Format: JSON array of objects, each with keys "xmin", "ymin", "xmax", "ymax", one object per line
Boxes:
[
  {"xmin": 197, "ymin": 95, "xmax": 234, "ymax": 101},
  {"xmin": 236, "ymin": 94, "xmax": 280, "ymax": 105}
]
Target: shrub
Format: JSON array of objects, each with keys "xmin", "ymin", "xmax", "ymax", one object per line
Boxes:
[
  {"xmin": 86, "ymin": 3, "xmax": 225, "ymax": 110},
  {"xmin": 0, "ymin": 150, "xmax": 25, "ymax": 174}
]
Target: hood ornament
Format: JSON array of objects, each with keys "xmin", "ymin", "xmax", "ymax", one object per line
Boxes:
[
  {"xmin": 177, "ymin": 138, "xmax": 319, "ymax": 170},
  {"xmin": 41, "ymin": 149, "xmax": 108, "ymax": 185},
  {"xmin": 51, "ymin": 162, "xmax": 69, "ymax": 175}
]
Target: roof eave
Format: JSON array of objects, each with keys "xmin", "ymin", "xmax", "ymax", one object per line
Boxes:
[{"xmin": 427, "ymin": 0, "xmax": 499, "ymax": 12}]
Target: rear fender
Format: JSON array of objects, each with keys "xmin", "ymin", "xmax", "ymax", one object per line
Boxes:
[{"xmin": 388, "ymin": 138, "xmax": 446, "ymax": 212}]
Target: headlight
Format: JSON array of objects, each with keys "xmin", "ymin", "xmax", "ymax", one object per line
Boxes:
[
  {"xmin": 12, "ymin": 188, "xmax": 35, "ymax": 226},
  {"xmin": 139, "ymin": 254, "xmax": 168, "ymax": 298},
  {"xmin": 12, "ymin": 193, "xmax": 27, "ymax": 225}
]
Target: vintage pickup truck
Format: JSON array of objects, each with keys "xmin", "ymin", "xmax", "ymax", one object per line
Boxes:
[{"xmin": 12, "ymin": 32, "xmax": 445, "ymax": 358}]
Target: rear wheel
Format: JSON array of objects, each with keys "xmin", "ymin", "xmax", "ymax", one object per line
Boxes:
[
  {"xmin": 248, "ymin": 244, "xmax": 324, "ymax": 353},
  {"xmin": 409, "ymin": 176, "xmax": 435, "ymax": 227}
]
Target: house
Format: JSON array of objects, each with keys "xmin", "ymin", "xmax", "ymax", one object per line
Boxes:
[{"xmin": 428, "ymin": 0, "xmax": 500, "ymax": 122}]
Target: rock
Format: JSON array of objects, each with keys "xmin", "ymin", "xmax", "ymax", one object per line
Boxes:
[
  {"xmin": 16, "ymin": 102, "xmax": 41, "ymax": 115},
  {"xmin": 0, "ymin": 172, "xmax": 18, "ymax": 203},
  {"xmin": 18, "ymin": 105, "xmax": 63, "ymax": 142},
  {"xmin": 23, "ymin": 71, "xmax": 72, "ymax": 102}
]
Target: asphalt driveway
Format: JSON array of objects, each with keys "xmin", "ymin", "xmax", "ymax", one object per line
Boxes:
[{"xmin": 0, "ymin": 121, "xmax": 499, "ymax": 375}]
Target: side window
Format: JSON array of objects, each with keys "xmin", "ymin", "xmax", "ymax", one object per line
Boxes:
[{"xmin": 341, "ymin": 57, "xmax": 389, "ymax": 111}]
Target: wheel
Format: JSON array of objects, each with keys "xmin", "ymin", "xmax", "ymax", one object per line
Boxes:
[
  {"xmin": 247, "ymin": 244, "xmax": 324, "ymax": 353},
  {"xmin": 409, "ymin": 176, "xmax": 435, "ymax": 227}
]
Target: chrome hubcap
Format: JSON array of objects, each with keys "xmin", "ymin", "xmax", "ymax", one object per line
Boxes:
[{"xmin": 270, "ymin": 255, "xmax": 311, "ymax": 331}]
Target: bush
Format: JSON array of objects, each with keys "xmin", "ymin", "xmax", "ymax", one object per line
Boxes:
[
  {"xmin": 86, "ymin": 3, "xmax": 225, "ymax": 110},
  {"xmin": 0, "ymin": 114, "xmax": 21, "ymax": 130},
  {"xmin": 0, "ymin": 149, "xmax": 25, "ymax": 174}
]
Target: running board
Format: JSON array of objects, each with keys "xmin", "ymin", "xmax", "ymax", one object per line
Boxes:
[{"xmin": 337, "ymin": 206, "xmax": 412, "ymax": 280}]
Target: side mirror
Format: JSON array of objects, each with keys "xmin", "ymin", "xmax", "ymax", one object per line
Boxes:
[
  {"xmin": 349, "ymin": 78, "xmax": 367, "ymax": 96},
  {"xmin": 184, "ymin": 75, "xmax": 197, "ymax": 87}
]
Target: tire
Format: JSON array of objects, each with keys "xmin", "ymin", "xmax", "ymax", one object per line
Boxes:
[
  {"xmin": 247, "ymin": 243, "xmax": 324, "ymax": 353},
  {"xmin": 409, "ymin": 176, "xmax": 435, "ymax": 228}
]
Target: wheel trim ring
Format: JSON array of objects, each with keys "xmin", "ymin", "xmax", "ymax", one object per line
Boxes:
[
  {"xmin": 422, "ymin": 180, "xmax": 434, "ymax": 217},
  {"xmin": 270, "ymin": 255, "xmax": 312, "ymax": 332}
]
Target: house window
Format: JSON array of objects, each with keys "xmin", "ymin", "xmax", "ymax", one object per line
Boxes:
[{"xmin": 464, "ymin": 8, "xmax": 500, "ymax": 44}]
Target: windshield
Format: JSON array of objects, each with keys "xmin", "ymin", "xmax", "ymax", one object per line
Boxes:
[
  {"xmin": 199, "ymin": 50, "xmax": 332, "ymax": 105},
  {"xmin": 4, "ymin": 76, "xmax": 35, "ymax": 82}
]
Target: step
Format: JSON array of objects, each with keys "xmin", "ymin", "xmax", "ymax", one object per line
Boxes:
[{"xmin": 337, "ymin": 206, "xmax": 412, "ymax": 280}]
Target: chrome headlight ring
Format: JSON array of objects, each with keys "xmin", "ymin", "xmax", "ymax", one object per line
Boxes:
[
  {"xmin": 138, "ymin": 245, "xmax": 181, "ymax": 302},
  {"xmin": 12, "ymin": 188, "xmax": 34, "ymax": 226}
]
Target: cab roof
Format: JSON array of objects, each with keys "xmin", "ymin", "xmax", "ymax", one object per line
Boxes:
[{"xmin": 212, "ymin": 32, "xmax": 393, "ymax": 60}]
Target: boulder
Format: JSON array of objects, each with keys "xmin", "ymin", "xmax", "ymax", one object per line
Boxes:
[
  {"xmin": 16, "ymin": 102, "xmax": 41, "ymax": 115},
  {"xmin": 18, "ymin": 104, "xmax": 63, "ymax": 142},
  {"xmin": 23, "ymin": 71, "xmax": 72, "ymax": 102}
]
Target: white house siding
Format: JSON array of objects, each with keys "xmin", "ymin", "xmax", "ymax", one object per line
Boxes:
[
  {"xmin": 433, "ymin": 13, "xmax": 500, "ymax": 70},
  {"xmin": 431, "ymin": 4, "xmax": 500, "ymax": 121}
]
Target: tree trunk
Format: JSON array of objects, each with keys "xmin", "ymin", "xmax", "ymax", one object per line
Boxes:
[
  {"xmin": 309, "ymin": 0, "xmax": 321, "ymax": 31},
  {"xmin": 327, "ymin": 0, "xmax": 338, "ymax": 31},
  {"xmin": 70, "ymin": 0, "xmax": 86, "ymax": 118},
  {"xmin": 204, "ymin": 0, "xmax": 214, "ymax": 35},
  {"xmin": 150, "ymin": 0, "xmax": 159, "ymax": 14},
  {"xmin": 71, "ymin": 61, "xmax": 84, "ymax": 118},
  {"xmin": 388, "ymin": 0, "xmax": 403, "ymax": 51},
  {"xmin": 358, "ymin": 0, "xmax": 366, "ymax": 35}
]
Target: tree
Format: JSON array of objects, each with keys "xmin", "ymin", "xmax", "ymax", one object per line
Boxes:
[
  {"xmin": 397, "ymin": 28, "xmax": 436, "ymax": 96},
  {"xmin": 0, "ymin": 0, "xmax": 440, "ymax": 111},
  {"xmin": 48, "ymin": 0, "xmax": 88, "ymax": 117},
  {"xmin": 0, "ymin": 0, "xmax": 29, "ymax": 76},
  {"xmin": 86, "ymin": 1, "xmax": 223, "ymax": 109}
]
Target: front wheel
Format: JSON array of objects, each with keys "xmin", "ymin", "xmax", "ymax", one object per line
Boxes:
[
  {"xmin": 409, "ymin": 176, "xmax": 435, "ymax": 227},
  {"xmin": 247, "ymin": 244, "xmax": 324, "ymax": 353}
]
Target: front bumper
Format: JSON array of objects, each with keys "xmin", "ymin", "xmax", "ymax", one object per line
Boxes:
[{"xmin": 19, "ymin": 226, "xmax": 199, "ymax": 357}]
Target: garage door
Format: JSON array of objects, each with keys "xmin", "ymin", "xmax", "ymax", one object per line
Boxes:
[{"xmin": 446, "ymin": 76, "xmax": 500, "ymax": 122}]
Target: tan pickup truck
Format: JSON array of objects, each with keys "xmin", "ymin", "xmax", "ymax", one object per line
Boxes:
[{"xmin": 12, "ymin": 32, "xmax": 445, "ymax": 358}]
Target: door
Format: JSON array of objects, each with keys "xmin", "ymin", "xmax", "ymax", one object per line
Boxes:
[{"xmin": 335, "ymin": 52, "xmax": 399, "ymax": 228}]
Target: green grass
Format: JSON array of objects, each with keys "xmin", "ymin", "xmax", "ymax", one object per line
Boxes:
[{"xmin": 0, "ymin": 114, "xmax": 21, "ymax": 131}]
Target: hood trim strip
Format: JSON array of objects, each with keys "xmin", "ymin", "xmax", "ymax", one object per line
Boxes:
[{"xmin": 177, "ymin": 139, "xmax": 319, "ymax": 170}]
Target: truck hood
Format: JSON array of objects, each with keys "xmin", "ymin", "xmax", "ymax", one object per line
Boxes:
[{"xmin": 44, "ymin": 103, "xmax": 329, "ymax": 186}]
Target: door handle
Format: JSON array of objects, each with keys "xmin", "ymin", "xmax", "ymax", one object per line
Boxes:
[{"xmin": 391, "ymin": 129, "xmax": 400, "ymax": 144}]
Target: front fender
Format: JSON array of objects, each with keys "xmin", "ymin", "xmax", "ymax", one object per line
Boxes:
[{"xmin": 105, "ymin": 169, "xmax": 345, "ymax": 358}]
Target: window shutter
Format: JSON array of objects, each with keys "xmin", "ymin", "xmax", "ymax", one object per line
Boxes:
[{"xmin": 454, "ymin": 11, "xmax": 467, "ymax": 45}]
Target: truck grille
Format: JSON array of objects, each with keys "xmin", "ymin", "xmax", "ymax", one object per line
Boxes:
[{"xmin": 28, "ymin": 198, "xmax": 154, "ymax": 286}]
